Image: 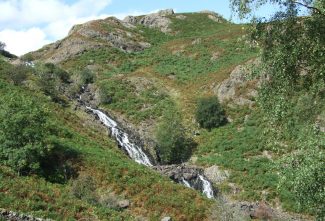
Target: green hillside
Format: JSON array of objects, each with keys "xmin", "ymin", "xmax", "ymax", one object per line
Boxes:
[{"xmin": 1, "ymin": 8, "xmax": 324, "ymax": 221}]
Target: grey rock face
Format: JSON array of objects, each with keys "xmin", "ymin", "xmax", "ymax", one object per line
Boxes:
[
  {"xmin": 153, "ymin": 164, "xmax": 218, "ymax": 197},
  {"xmin": 175, "ymin": 15, "xmax": 187, "ymax": 20},
  {"xmin": 204, "ymin": 165, "xmax": 229, "ymax": 184},
  {"xmin": 46, "ymin": 38, "xmax": 102, "ymax": 64},
  {"xmin": 208, "ymin": 14, "xmax": 222, "ymax": 23},
  {"xmin": 117, "ymin": 199, "xmax": 130, "ymax": 209},
  {"xmin": 157, "ymin": 9, "xmax": 174, "ymax": 16},
  {"xmin": 123, "ymin": 16, "xmax": 138, "ymax": 24},
  {"xmin": 213, "ymin": 59, "xmax": 262, "ymax": 107},
  {"xmin": 39, "ymin": 17, "xmax": 152, "ymax": 63},
  {"xmin": 123, "ymin": 9, "xmax": 174, "ymax": 33},
  {"xmin": 0, "ymin": 208, "xmax": 53, "ymax": 221},
  {"xmin": 73, "ymin": 23, "xmax": 151, "ymax": 53},
  {"xmin": 161, "ymin": 217, "xmax": 172, "ymax": 221},
  {"xmin": 139, "ymin": 14, "xmax": 172, "ymax": 33}
]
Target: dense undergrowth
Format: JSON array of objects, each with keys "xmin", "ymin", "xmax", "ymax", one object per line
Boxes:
[
  {"xmin": 0, "ymin": 59, "xmax": 212, "ymax": 220},
  {"xmin": 1, "ymin": 9, "xmax": 324, "ymax": 220}
]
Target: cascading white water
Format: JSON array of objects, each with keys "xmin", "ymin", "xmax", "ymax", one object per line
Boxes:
[
  {"xmin": 181, "ymin": 178, "xmax": 192, "ymax": 188},
  {"xmin": 87, "ymin": 107, "xmax": 152, "ymax": 166},
  {"xmin": 198, "ymin": 175, "xmax": 214, "ymax": 199},
  {"xmin": 86, "ymin": 106, "xmax": 215, "ymax": 199}
]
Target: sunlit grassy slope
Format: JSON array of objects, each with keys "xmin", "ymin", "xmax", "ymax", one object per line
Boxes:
[{"xmin": 0, "ymin": 71, "xmax": 212, "ymax": 220}]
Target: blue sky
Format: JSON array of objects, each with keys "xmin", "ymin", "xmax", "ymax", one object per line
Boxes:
[{"xmin": 0, "ymin": 0, "xmax": 279, "ymax": 55}]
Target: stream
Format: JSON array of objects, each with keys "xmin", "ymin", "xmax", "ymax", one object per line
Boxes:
[{"xmin": 87, "ymin": 107, "xmax": 215, "ymax": 199}]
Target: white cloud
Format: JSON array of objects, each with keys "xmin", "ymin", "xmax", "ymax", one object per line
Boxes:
[
  {"xmin": 0, "ymin": 0, "xmax": 113, "ymax": 29},
  {"xmin": 0, "ymin": 28, "xmax": 50, "ymax": 56},
  {"xmin": 0, "ymin": 0, "xmax": 153, "ymax": 55}
]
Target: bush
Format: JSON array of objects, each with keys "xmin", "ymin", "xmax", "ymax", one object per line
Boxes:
[
  {"xmin": 155, "ymin": 110, "xmax": 195, "ymax": 164},
  {"xmin": 8, "ymin": 65, "xmax": 29, "ymax": 85},
  {"xmin": 35, "ymin": 63, "xmax": 69, "ymax": 104},
  {"xmin": 44, "ymin": 63, "xmax": 70, "ymax": 83},
  {"xmin": 0, "ymin": 91, "xmax": 51, "ymax": 174},
  {"xmin": 0, "ymin": 90, "xmax": 78, "ymax": 179},
  {"xmin": 195, "ymin": 96, "xmax": 227, "ymax": 129},
  {"xmin": 71, "ymin": 175, "xmax": 97, "ymax": 204},
  {"xmin": 79, "ymin": 68, "xmax": 95, "ymax": 85}
]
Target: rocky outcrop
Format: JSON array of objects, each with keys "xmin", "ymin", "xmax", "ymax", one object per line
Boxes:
[
  {"xmin": 175, "ymin": 15, "xmax": 187, "ymax": 20},
  {"xmin": 0, "ymin": 209, "xmax": 52, "ymax": 221},
  {"xmin": 208, "ymin": 14, "xmax": 222, "ymax": 23},
  {"xmin": 204, "ymin": 165, "xmax": 229, "ymax": 184},
  {"xmin": 44, "ymin": 38, "xmax": 102, "ymax": 64},
  {"xmin": 161, "ymin": 217, "xmax": 172, "ymax": 221},
  {"xmin": 154, "ymin": 164, "xmax": 218, "ymax": 196},
  {"xmin": 154, "ymin": 164, "xmax": 201, "ymax": 181},
  {"xmin": 31, "ymin": 17, "xmax": 151, "ymax": 64},
  {"xmin": 213, "ymin": 59, "xmax": 264, "ymax": 107},
  {"xmin": 199, "ymin": 10, "xmax": 225, "ymax": 23},
  {"xmin": 124, "ymin": 9, "xmax": 174, "ymax": 33}
]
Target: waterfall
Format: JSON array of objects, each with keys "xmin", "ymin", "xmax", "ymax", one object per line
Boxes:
[
  {"xmin": 86, "ymin": 106, "xmax": 216, "ymax": 199},
  {"xmin": 87, "ymin": 107, "xmax": 153, "ymax": 166},
  {"xmin": 198, "ymin": 175, "xmax": 214, "ymax": 199},
  {"xmin": 181, "ymin": 178, "xmax": 192, "ymax": 188}
]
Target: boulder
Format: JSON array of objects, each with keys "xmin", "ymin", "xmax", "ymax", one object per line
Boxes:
[
  {"xmin": 157, "ymin": 9, "xmax": 174, "ymax": 16},
  {"xmin": 210, "ymin": 51, "xmax": 221, "ymax": 61},
  {"xmin": 139, "ymin": 14, "xmax": 172, "ymax": 33},
  {"xmin": 0, "ymin": 208, "xmax": 53, "ymax": 221},
  {"xmin": 176, "ymin": 15, "xmax": 187, "ymax": 20},
  {"xmin": 118, "ymin": 199, "xmax": 130, "ymax": 209},
  {"xmin": 192, "ymin": 38, "xmax": 202, "ymax": 45},
  {"xmin": 204, "ymin": 165, "xmax": 229, "ymax": 184},
  {"xmin": 161, "ymin": 217, "xmax": 172, "ymax": 221},
  {"xmin": 123, "ymin": 16, "xmax": 138, "ymax": 24},
  {"xmin": 122, "ymin": 9, "xmax": 174, "ymax": 33},
  {"xmin": 213, "ymin": 59, "xmax": 263, "ymax": 107},
  {"xmin": 208, "ymin": 14, "xmax": 222, "ymax": 23}
]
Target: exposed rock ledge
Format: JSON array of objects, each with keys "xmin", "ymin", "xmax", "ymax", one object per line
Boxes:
[
  {"xmin": 213, "ymin": 59, "xmax": 266, "ymax": 108},
  {"xmin": 0, "ymin": 208, "xmax": 52, "ymax": 221},
  {"xmin": 124, "ymin": 9, "xmax": 174, "ymax": 33},
  {"xmin": 153, "ymin": 164, "xmax": 218, "ymax": 196}
]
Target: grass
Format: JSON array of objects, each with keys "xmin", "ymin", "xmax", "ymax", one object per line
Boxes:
[
  {"xmin": 195, "ymin": 110, "xmax": 278, "ymax": 202},
  {"xmin": 0, "ymin": 77, "xmax": 212, "ymax": 220},
  {"xmin": 98, "ymin": 77, "xmax": 174, "ymax": 123}
]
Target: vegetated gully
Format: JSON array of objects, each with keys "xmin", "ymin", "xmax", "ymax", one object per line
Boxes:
[{"xmin": 84, "ymin": 106, "xmax": 216, "ymax": 199}]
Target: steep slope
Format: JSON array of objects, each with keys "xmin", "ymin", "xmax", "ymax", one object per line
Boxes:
[
  {"xmin": 5, "ymin": 9, "xmax": 321, "ymax": 221},
  {"xmin": 0, "ymin": 58, "xmax": 215, "ymax": 220}
]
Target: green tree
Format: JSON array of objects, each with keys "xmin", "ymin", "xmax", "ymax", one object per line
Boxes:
[
  {"xmin": 155, "ymin": 110, "xmax": 195, "ymax": 164},
  {"xmin": 0, "ymin": 90, "xmax": 52, "ymax": 174},
  {"xmin": 0, "ymin": 41, "xmax": 5, "ymax": 51},
  {"xmin": 277, "ymin": 148, "xmax": 325, "ymax": 217},
  {"xmin": 195, "ymin": 96, "xmax": 226, "ymax": 130},
  {"xmin": 230, "ymin": 0, "xmax": 325, "ymax": 217}
]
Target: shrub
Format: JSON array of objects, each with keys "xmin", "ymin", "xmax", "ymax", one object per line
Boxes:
[
  {"xmin": 44, "ymin": 63, "xmax": 70, "ymax": 83},
  {"xmin": 8, "ymin": 65, "xmax": 29, "ymax": 85},
  {"xmin": 0, "ymin": 90, "xmax": 78, "ymax": 179},
  {"xmin": 0, "ymin": 91, "xmax": 51, "ymax": 174},
  {"xmin": 71, "ymin": 175, "xmax": 97, "ymax": 204},
  {"xmin": 79, "ymin": 68, "xmax": 95, "ymax": 85},
  {"xmin": 155, "ymin": 110, "xmax": 195, "ymax": 164},
  {"xmin": 35, "ymin": 63, "xmax": 69, "ymax": 104},
  {"xmin": 195, "ymin": 96, "xmax": 227, "ymax": 129}
]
